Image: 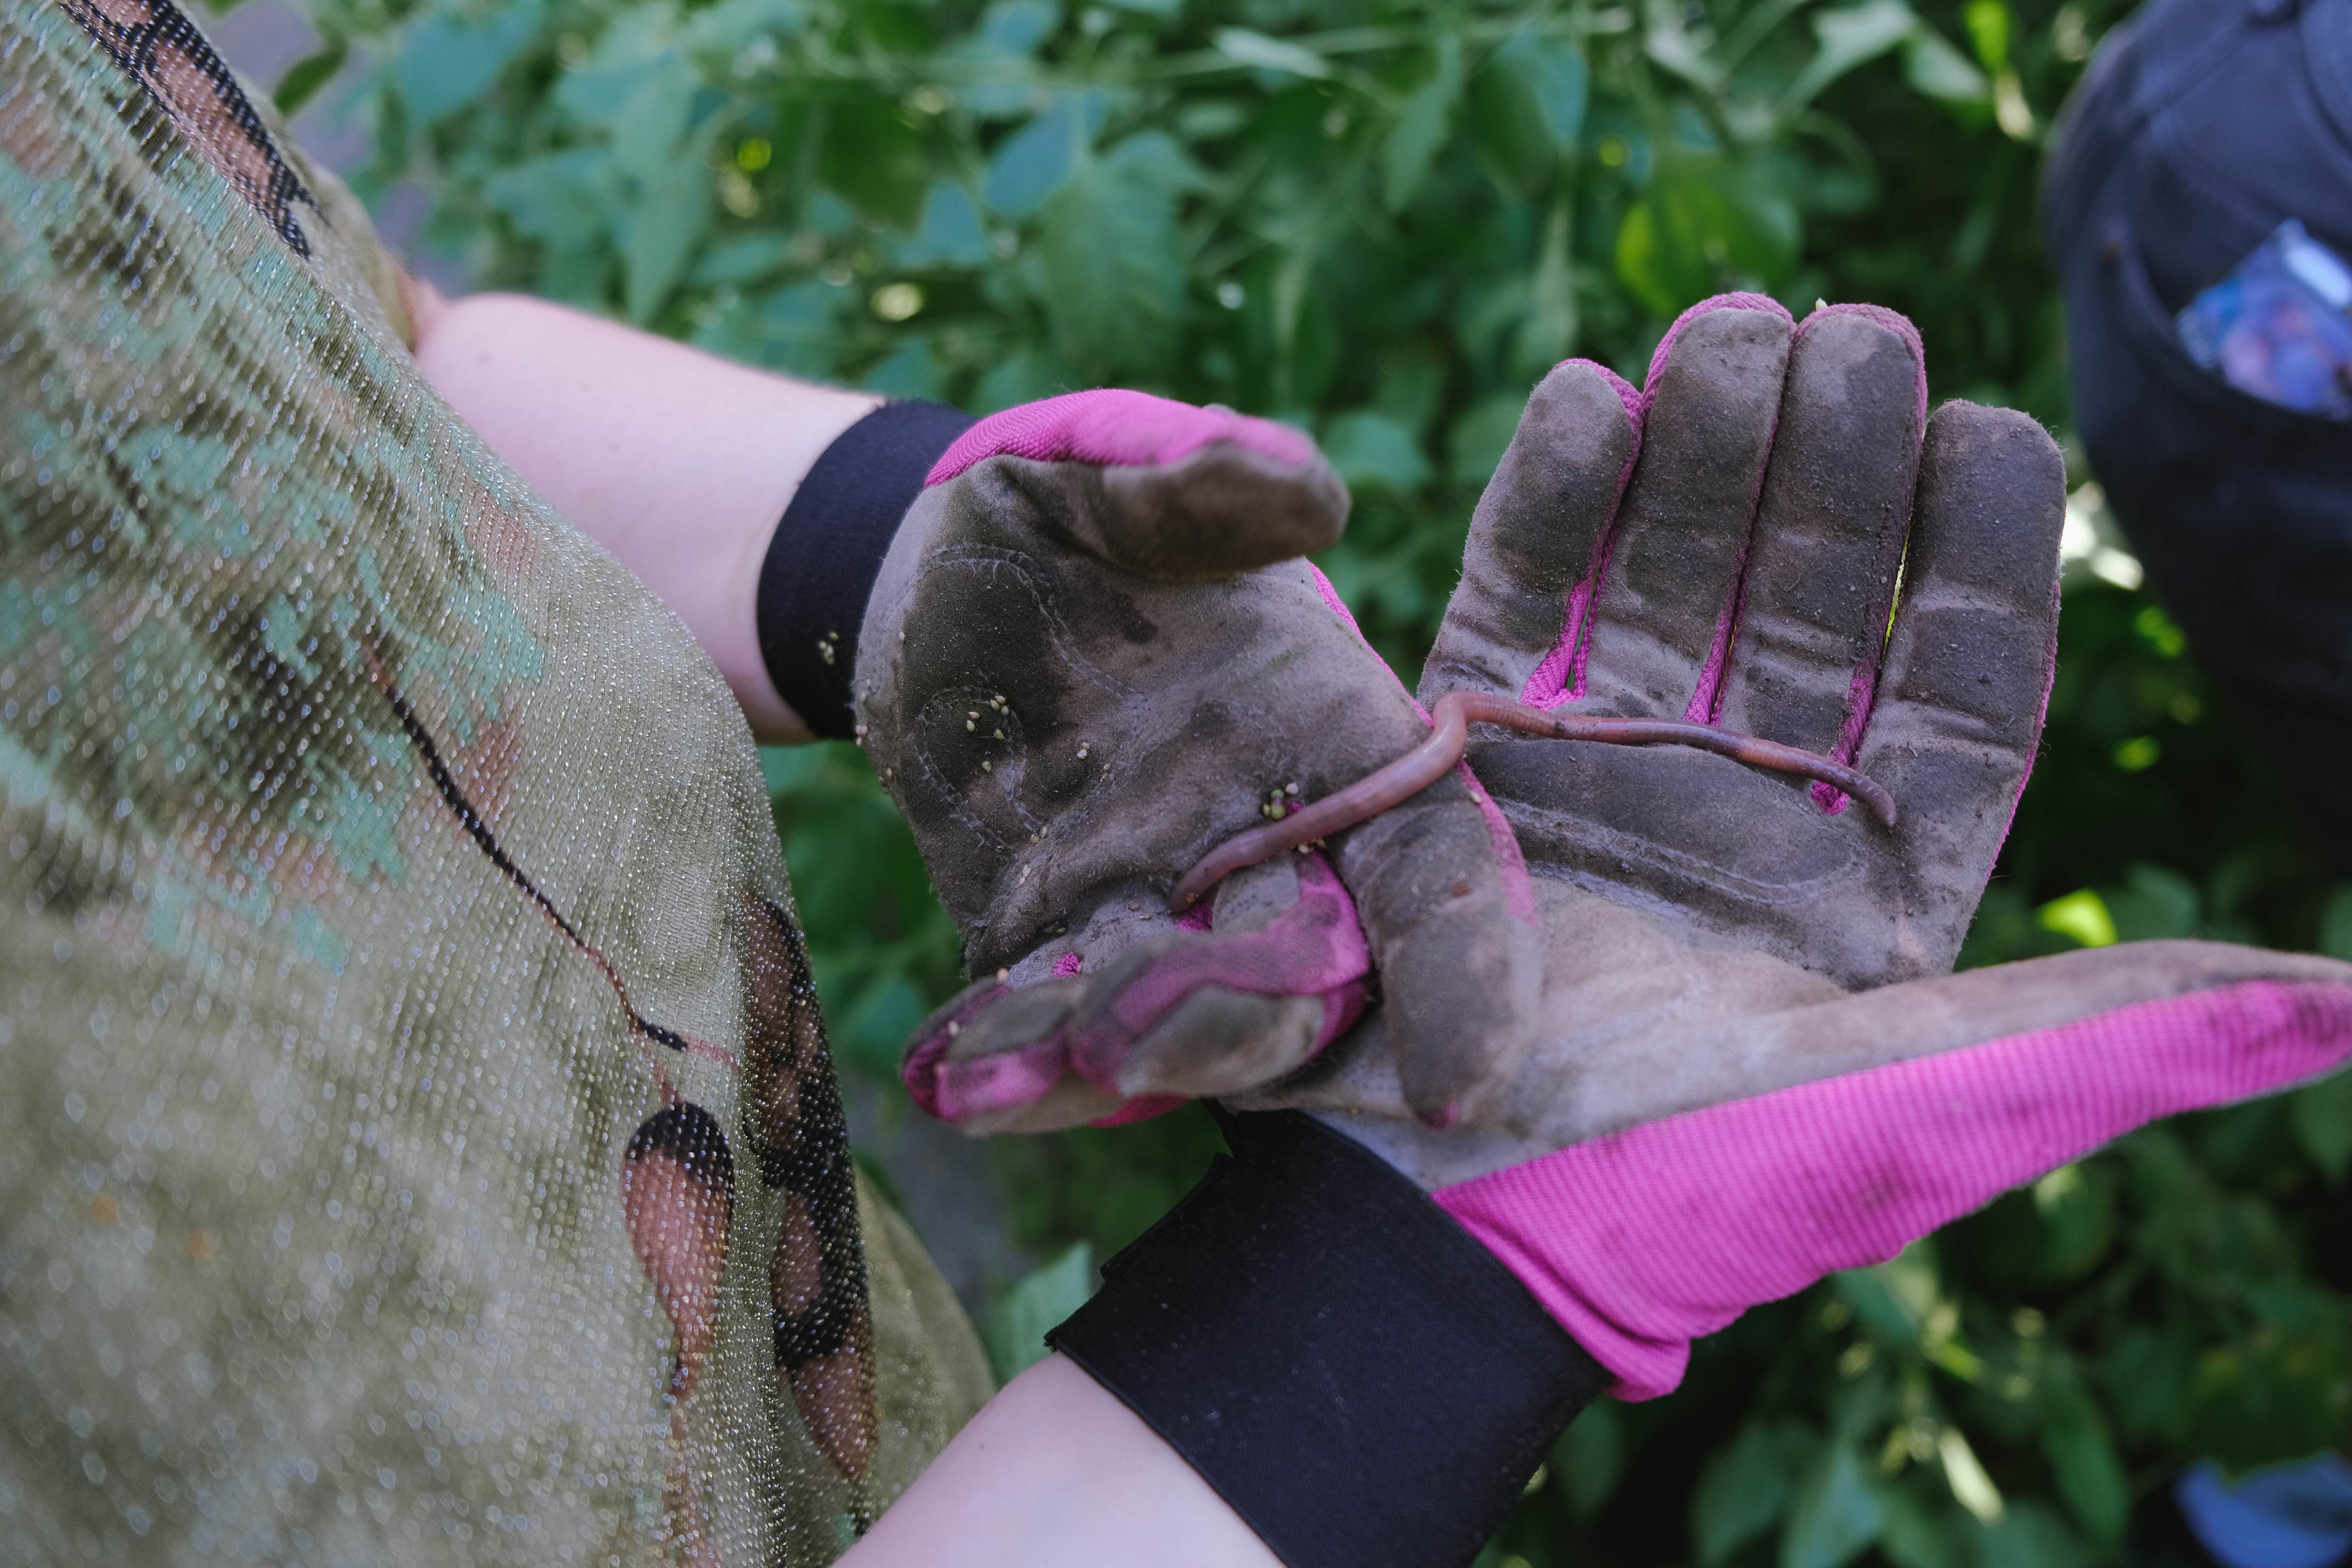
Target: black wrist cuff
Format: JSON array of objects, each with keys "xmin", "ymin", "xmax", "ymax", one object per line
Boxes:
[
  {"xmin": 754, "ymin": 399, "xmax": 976, "ymax": 739},
  {"xmin": 1047, "ymin": 1109, "xmax": 1606, "ymax": 1568}
]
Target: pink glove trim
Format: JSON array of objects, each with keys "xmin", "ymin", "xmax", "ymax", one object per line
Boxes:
[
  {"xmin": 926, "ymin": 390, "xmax": 1319, "ymax": 485},
  {"xmin": 905, "ymin": 854, "xmax": 1371, "ymax": 1125},
  {"xmin": 1432, "ymin": 978, "xmax": 2352, "ymax": 1401},
  {"xmin": 1520, "ymin": 362, "xmax": 1644, "ymax": 712}
]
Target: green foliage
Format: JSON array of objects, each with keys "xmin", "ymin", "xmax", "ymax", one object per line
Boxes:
[{"xmin": 309, "ymin": 0, "xmax": 2352, "ymax": 1555}]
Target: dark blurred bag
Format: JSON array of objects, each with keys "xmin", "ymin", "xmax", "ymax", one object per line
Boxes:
[{"xmin": 2044, "ymin": 0, "xmax": 2352, "ymax": 865}]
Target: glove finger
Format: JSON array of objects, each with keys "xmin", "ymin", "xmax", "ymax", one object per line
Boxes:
[
  {"xmin": 1329, "ymin": 773, "xmax": 1543, "ymax": 1123},
  {"xmin": 1713, "ymin": 305, "xmax": 1926, "ymax": 760},
  {"xmin": 902, "ymin": 856, "xmax": 1371, "ymax": 1131},
  {"xmin": 1854, "ymin": 401, "xmax": 2065, "ymax": 908},
  {"xmin": 1581, "ymin": 294, "xmax": 1793, "ymax": 722},
  {"xmin": 1419, "ymin": 360, "xmax": 1643, "ymax": 708},
  {"xmin": 929, "ymin": 390, "xmax": 1350, "ymax": 581}
]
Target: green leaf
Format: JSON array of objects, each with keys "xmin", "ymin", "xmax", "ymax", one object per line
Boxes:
[
  {"xmin": 2188, "ymin": 1326, "xmax": 2352, "ymax": 1473},
  {"xmin": 680, "ymin": 0, "xmax": 804, "ymax": 57},
  {"xmin": 691, "ymin": 233, "xmax": 794, "ymax": 287},
  {"xmin": 1552, "ymin": 1398, "xmax": 1624, "ymax": 1521},
  {"xmin": 610, "ymin": 58, "xmax": 698, "ymax": 187},
  {"xmin": 1969, "ymin": 1502, "xmax": 2093, "ymax": 1568},
  {"xmin": 1382, "ymin": 35, "xmax": 1464, "ymax": 211},
  {"xmin": 394, "ymin": 0, "xmax": 544, "ymax": 126},
  {"xmin": 1780, "ymin": 1442, "xmax": 1882, "ymax": 1568},
  {"xmin": 2037, "ymin": 888, "xmax": 2117, "ymax": 949},
  {"xmin": 973, "ymin": 346, "xmax": 1080, "ymax": 412},
  {"xmin": 2319, "ymin": 883, "xmax": 2352, "ymax": 960},
  {"xmin": 1782, "ymin": 0, "xmax": 1917, "ymax": 115},
  {"xmin": 1212, "ymin": 27, "xmax": 1331, "ymax": 79},
  {"xmin": 1615, "ymin": 158, "xmax": 1798, "ymax": 317},
  {"xmin": 611, "ymin": 62, "xmax": 710, "ymax": 322},
  {"xmin": 897, "ymin": 183, "xmax": 991, "ymax": 267},
  {"xmin": 863, "ymin": 338, "xmax": 943, "ymax": 401},
  {"xmin": 1643, "ymin": 0, "xmax": 1721, "ymax": 92},
  {"xmin": 1038, "ymin": 142, "xmax": 1186, "ymax": 374},
  {"xmin": 2039, "ymin": 1389, "xmax": 2128, "ymax": 1547},
  {"xmin": 1693, "ymin": 1422, "xmax": 1801, "ymax": 1565},
  {"xmin": 1961, "ymin": 0, "xmax": 2010, "ymax": 71},
  {"xmin": 981, "ymin": 94, "xmax": 1107, "ymax": 217},
  {"xmin": 1902, "ymin": 28, "xmax": 1991, "ymax": 103},
  {"xmin": 1446, "ymin": 394, "xmax": 1528, "ymax": 487},
  {"xmin": 819, "ymin": 101, "xmax": 932, "ymax": 229},
  {"xmin": 273, "ymin": 41, "xmax": 347, "ymax": 116},
  {"xmin": 2291, "ymin": 1069, "xmax": 2352, "ymax": 1184},
  {"xmin": 1499, "ymin": 32, "xmax": 1588, "ymax": 145},
  {"xmin": 984, "ymin": 1241, "xmax": 1097, "ymax": 1383},
  {"xmin": 483, "ymin": 149, "xmax": 618, "ymax": 251},
  {"xmin": 1876, "ymin": 1488, "xmax": 1962, "ymax": 1568},
  {"xmin": 1320, "ymin": 411, "xmax": 1430, "ymax": 492},
  {"xmin": 981, "ymin": 0, "xmax": 1061, "ymax": 54},
  {"xmin": 2105, "ymin": 861, "xmax": 2199, "ymax": 941}
]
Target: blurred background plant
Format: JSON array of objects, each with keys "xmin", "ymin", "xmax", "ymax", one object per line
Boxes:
[{"xmin": 256, "ymin": 0, "xmax": 2352, "ymax": 1556}]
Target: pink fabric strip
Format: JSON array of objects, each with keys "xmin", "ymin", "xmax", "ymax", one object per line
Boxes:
[
  {"xmin": 1433, "ymin": 979, "xmax": 2352, "ymax": 1401},
  {"xmin": 927, "ymin": 389, "xmax": 1318, "ymax": 484},
  {"xmin": 1520, "ymin": 362, "xmax": 1644, "ymax": 712}
]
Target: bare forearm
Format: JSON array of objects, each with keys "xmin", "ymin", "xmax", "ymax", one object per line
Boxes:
[
  {"xmin": 409, "ymin": 291, "xmax": 879, "ymax": 742},
  {"xmin": 842, "ymin": 1355, "xmax": 1278, "ymax": 1568}
]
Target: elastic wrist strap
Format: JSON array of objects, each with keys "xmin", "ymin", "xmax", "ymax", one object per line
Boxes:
[
  {"xmin": 754, "ymin": 400, "xmax": 976, "ymax": 739},
  {"xmin": 1047, "ymin": 1109, "xmax": 1605, "ymax": 1568}
]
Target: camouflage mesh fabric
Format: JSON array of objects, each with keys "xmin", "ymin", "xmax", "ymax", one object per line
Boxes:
[{"xmin": 0, "ymin": 2, "xmax": 992, "ymax": 1561}]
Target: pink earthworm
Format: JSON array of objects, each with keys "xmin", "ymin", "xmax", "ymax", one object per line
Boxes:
[{"xmin": 1169, "ymin": 690, "xmax": 1897, "ymax": 914}]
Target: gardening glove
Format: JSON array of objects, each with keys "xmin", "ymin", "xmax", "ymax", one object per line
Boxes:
[
  {"xmin": 796, "ymin": 393, "xmax": 1537, "ymax": 1133},
  {"xmin": 1043, "ymin": 298, "xmax": 2352, "ymax": 1568},
  {"xmin": 1236, "ymin": 290, "xmax": 2352, "ymax": 1387}
]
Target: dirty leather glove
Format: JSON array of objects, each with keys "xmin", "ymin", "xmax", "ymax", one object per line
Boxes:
[
  {"xmin": 829, "ymin": 391, "xmax": 1539, "ymax": 1132},
  {"xmin": 1041, "ymin": 297, "xmax": 2352, "ymax": 1568},
  {"xmin": 1232, "ymin": 292, "xmax": 2352, "ymax": 1393}
]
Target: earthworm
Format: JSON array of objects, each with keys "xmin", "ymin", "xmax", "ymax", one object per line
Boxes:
[{"xmin": 1168, "ymin": 690, "xmax": 1897, "ymax": 913}]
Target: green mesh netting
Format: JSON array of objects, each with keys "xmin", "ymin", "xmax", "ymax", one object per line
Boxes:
[{"xmin": 0, "ymin": 3, "xmax": 992, "ymax": 1559}]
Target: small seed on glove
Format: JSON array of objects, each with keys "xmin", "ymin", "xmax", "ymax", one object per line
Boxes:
[
  {"xmin": 995, "ymin": 968, "xmax": 1009, "ymax": 982},
  {"xmin": 1077, "ymin": 745, "xmax": 1090, "ymax": 758},
  {"xmin": 966, "ymin": 720, "xmax": 976, "ymax": 731},
  {"xmin": 1286, "ymin": 782, "xmax": 1301, "ymax": 795},
  {"xmin": 983, "ymin": 761, "xmax": 992, "ymax": 771},
  {"xmin": 993, "ymin": 729, "xmax": 1005, "ymax": 740},
  {"xmin": 947, "ymin": 1021, "xmax": 961, "ymax": 1037}
]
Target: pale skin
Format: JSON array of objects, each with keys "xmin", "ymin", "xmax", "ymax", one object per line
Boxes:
[{"xmin": 405, "ymin": 283, "xmax": 1280, "ymax": 1568}]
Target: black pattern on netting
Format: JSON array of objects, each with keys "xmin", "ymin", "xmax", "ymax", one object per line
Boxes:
[{"xmin": 56, "ymin": 0, "xmax": 320, "ymax": 256}]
